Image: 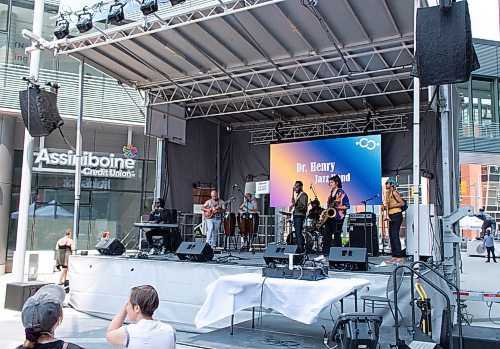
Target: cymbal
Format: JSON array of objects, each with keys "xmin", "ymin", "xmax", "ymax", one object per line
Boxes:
[{"xmin": 279, "ymin": 211, "xmax": 292, "ymax": 216}]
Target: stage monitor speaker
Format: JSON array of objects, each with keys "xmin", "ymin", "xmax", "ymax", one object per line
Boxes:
[
  {"xmin": 4, "ymin": 281, "xmax": 52, "ymax": 311},
  {"xmin": 331, "ymin": 313, "xmax": 383, "ymax": 349},
  {"xmin": 452, "ymin": 324, "xmax": 500, "ymax": 349},
  {"xmin": 415, "ymin": 1, "xmax": 479, "ymax": 87},
  {"xmin": 263, "ymin": 244, "xmax": 303, "ymax": 266},
  {"xmin": 175, "ymin": 242, "xmax": 214, "ymax": 262},
  {"xmin": 95, "ymin": 238, "xmax": 125, "ymax": 256},
  {"xmin": 19, "ymin": 88, "xmax": 64, "ymax": 137},
  {"xmin": 348, "ymin": 225, "xmax": 379, "ymax": 256},
  {"xmin": 329, "ymin": 247, "xmax": 368, "ymax": 271}
]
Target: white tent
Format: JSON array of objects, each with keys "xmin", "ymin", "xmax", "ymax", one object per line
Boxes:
[
  {"xmin": 459, "ymin": 216, "xmax": 483, "ymax": 229},
  {"xmin": 11, "ymin": 200, "xmax": 73, "ymax": 219}
]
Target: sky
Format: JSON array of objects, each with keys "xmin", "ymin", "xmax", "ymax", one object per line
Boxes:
[{"xmin": 426, "ymin": 0, "xmax": 500, "ymax": 41}]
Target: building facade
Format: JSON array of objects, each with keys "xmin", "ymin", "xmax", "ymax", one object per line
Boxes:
[{"xmin": 0, "ymin": 0, "xmax": 156, "ymax": 273}]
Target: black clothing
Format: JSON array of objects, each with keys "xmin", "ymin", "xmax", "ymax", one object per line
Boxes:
[
  {"xmin": 16, "ymin": 340, "xmax": 84, "ymax": 349},
  {"xmin": 389, "ymin": 212, "xmax": 403, "ymax": 258},
  {"xmin": 149, "ymin": 208, "xmax": 173, "ymax": 224},
  {"xmin": 322, "ymin": 218, "xmax": 344, "ymax": 255},
  {"xmin": 486, "ymin": 246, "xmax": 497, "ymax": 262},
  {"xmin": 293, "ymin": 216, "xmax": 305, "ymax": 253}
]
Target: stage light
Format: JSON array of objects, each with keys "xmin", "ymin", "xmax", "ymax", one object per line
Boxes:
[
  {"xmin": 108, "ymin": 1, "xmax": 126, "ymax": 25},
  {"xmin": 141, "ymin": 0, "xmax": 158, "ymax": 16},
  {"xmin": 170, "ymin": 0, "xmax": 186, "ymax": 6},
  {"xmin": 76, "ymin": 11, "xmax": 93, "ymax": 33},
  {"xmin": 54, "ymin": 17, "xmax": 69, "ymax": 40}
]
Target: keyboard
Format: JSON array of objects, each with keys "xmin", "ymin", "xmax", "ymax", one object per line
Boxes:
[{"xmin": 134, "ymin": 223, "xmax": 179, "ymax": 229}]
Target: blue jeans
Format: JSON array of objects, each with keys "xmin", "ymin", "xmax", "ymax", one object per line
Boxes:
[
  {"xmin": 389, "ymin": 212, "xmax": 403, "ymax": 257},
  {"xmin": 206, "ymin": 218, "xmax": 221, "ymax": 248},
  {"xmin": 293, "ymin": 215, "xmax": 305, "ymax": 252}
]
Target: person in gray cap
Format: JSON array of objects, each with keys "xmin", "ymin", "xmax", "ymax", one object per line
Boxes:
[{"xmin": 16, "ymin": 284, "xmax": 83, "ymax": 349}]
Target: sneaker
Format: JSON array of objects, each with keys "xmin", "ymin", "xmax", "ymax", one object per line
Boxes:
[
  {"xmin": 486, "ymin": 260, "xmax": 490, "ymax": 263},
  {"xmin": 313, "ymin": 255, "xmax": 326, "ymax": 262}
]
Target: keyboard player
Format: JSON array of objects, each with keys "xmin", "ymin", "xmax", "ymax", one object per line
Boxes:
[{"xmin": 146, "ymin": 198, "xmax": 173, "ymax": 253}]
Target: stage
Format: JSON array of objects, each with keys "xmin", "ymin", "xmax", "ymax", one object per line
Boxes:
[{"xmin": 68, "ymin": 250, "xmax": 452, "ymax": 343}]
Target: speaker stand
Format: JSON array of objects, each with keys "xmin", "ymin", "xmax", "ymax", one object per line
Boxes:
[{"xmin": 217, "ymin": 251, "xmax": 246, "ymax": 263}]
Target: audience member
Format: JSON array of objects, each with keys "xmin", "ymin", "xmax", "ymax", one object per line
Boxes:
[
  {"xmin": 17, "ymin": 284, "xmax": 83, "ymax": 349},
  {"xmin": 106, "ymin": 285, "xmax": 176, "ymax": 349},
  {"xmin": 55, "ymin": 229, "xmax": 74, "ymax": 286}
]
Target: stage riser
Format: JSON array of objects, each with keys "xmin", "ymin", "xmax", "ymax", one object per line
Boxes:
[{"xmin": 67, "ymin": 255, "xmax": 440, "ymax": 331}]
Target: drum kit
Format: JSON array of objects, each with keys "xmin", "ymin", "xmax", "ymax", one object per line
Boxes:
[{"xmin": 279, "ymin": 211, "xmax": 322, "ymax": 253}]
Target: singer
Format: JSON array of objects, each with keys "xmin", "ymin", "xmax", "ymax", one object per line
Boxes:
[{"xmin": 383, "ymin": 178, "xmax": 405, "ymax": 263}]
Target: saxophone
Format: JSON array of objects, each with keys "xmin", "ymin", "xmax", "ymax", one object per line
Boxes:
[{"xmin": 316, "ymin": 190, "xmax": 338, "ymax": 229}]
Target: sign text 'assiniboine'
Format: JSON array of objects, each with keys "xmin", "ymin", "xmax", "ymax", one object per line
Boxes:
[{"xmin": 34, "ymin": 149, "xmax": 136, "ymax": 178}]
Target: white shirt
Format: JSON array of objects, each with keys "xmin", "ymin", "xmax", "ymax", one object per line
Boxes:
[{"xmin": 125, "ymin": 319, "xmax": 176, "ymax": 349}]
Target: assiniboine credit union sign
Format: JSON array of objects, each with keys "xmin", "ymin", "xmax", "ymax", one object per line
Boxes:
[{"xmin": 34, "ymin": 149, "xmax": 136, "ymax": 178}]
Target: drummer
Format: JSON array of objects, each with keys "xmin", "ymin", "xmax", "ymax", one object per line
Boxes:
[
  {"xmin": 239, "ymin": 193, "xmax": 259, "ymax": 213},
  {"xmin": 308, "ymin": 199, "xmax": 323, "ymax": 222}
]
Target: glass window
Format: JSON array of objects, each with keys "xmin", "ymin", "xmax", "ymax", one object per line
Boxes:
[
  {"xmin": 0, "ymin": 3, "xmax": 9, "ymax": 32},
  {"xmin": 471, "ymin": 79, "xmax": 496, "ymax": 137}
]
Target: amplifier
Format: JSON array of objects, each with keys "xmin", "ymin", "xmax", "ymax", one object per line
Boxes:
[
  {"xmin": 262, "ymin": 266, "xmax": 328, "ymax": 281},
  {"xmin": 348, "ymin": 212, "xmax": 376, "ymax": 225}
]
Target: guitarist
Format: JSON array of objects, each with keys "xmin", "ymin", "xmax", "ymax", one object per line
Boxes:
[
  {"xmin": 314, "ymin": 175, "xmax": 350, "ymax": 262},
  {"xmin": 202, "ymin": 190, "xmax": 227, "ymax": 249}
]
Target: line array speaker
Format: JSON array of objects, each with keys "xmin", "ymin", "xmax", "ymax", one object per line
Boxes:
[{"xmin": 19, "ymin": 88, "xmax": 64, "ymax": 137}]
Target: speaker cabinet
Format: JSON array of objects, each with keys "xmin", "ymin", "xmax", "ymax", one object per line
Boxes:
[
  {"xmin": 415, "ymin": 1, "xmax": 479, "ymax": 87},
  {"xmin": 332, "ymin": 313, "xmax": 383, "ymax": 349},
  {"xmin": 95, "ymin": 238, "xmax": 125, "ymax": 256},
  {"xmin": 329, "ymin": 247, "xmax": 368, "ymax": 271},
  {"xmin": 19, "ymin": 88, "xmax": 64, "ymax": 137},
  {"xmin": 176, "ymin": 242, "xmax": 214, "ymax": 262},
  {"xmin": 263, "ymin": 244, "xmax": 303, "ymax": 266},
  {"xmin": 348, "ymin": 225, "xmax": 379, "ymax": 256},
  {"xmin": 5, "ymin": 282, "xmax": 52, "ymax": 311}
]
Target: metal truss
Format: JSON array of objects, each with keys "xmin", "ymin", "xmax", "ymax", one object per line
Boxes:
[
  {"xmin": 248, "ymin": 112, "xmax": 409, "ymax": 144},
  {"xmin": 50, "ymin": 0, "xmax": 284, "ymax": 55},
  {"xmin": 147, "ymin": 39, "xmax": 413, "ymax": 107}
]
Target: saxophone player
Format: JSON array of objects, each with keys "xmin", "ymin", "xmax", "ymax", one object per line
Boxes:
[
  {"xmin": 314, "ymin": 175, "xmax": 350, "ymax": 262},
  {"xmin": 290, "ymin": 181, "xmax": 308, "ymax": 253}
]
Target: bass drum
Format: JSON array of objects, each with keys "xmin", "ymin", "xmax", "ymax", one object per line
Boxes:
[
  {"xmin": 286, "ymin": 231, "xmax": 313, "ymax": 253},
  {"xmin": 223, "ymin": 212, "xmax": 236, "ymax": 236},
  {"xmin": 237, "ymin": 212, "xmax": 259, "ymax": 237}
]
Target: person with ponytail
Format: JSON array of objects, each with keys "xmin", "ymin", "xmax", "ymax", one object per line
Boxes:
[{"xmin": 16, "ymin": 285, "xmax": 83, "ymax": 349}]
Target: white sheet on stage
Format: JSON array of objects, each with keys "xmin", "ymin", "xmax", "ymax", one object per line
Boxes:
[{"xmin": 195, "ymin": 273, "xmax": 370, "ymax": 329}]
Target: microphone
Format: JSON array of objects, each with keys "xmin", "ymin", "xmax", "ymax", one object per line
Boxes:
[
  {"xmin": 373, "ymin": 194, "xmax": 379, "ymax": 198},
  {"xmin": 232, "ymin": 184, "xmax": 238, "ymax": 189}
]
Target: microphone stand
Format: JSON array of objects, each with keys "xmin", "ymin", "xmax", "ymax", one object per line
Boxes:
[{"xmin": 360, "ymin": 195, "xmax": 377, "ymax": 256}]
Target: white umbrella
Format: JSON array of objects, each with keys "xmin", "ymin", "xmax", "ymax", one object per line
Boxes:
[
  {"xmin": 11, "ymin": 200, "xmax": 73, "ymax": 219},
  {"xmin": 459, "ymin": 216, "xmax": 483, "ymax": 229}
]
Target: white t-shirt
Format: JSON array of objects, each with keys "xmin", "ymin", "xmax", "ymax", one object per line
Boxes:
[{"xmin": 125, "ymin": 319, "xmax": 176, "ymax": 349}]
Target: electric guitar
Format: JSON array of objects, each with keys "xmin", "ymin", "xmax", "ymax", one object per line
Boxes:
[{"xmin": 203, "ymin": 197, "xmax": 235, "ymax": 219}]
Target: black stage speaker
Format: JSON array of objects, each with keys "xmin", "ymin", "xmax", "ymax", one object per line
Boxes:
[
  {"xmin": 452, "ymin": 324, "xmax": 500, "ymax": 349},
  {"xmin": 415, "ymin": 1, "xmax": 479, "ymax": 87},
  {"xmin": 263, "ymin": 244, "xmax": 303, "ymax": 266},
  {"xmin": 19, "ymin": 87, "xmax": 64, "ymax": 137},
  {"xmin": 329, "ymin": 247, "xmax": 368, "ymax": 271},
  {"xmin": 176, "ymin": 242, "xmax": 214, "ymax": 262},
  {"xmin": 332, "ymin": 313, "xmax": 383, "ymax": 349},
  {"xmin": 348, "ymin": 224, "xmax": 379, "ymax": 256},
  {"xmin": 95, "ymin": 238, "xmax": 125, "ymax": 256},
  {"xmin": 4, "ymin": 281, "xmax": 51, "ymax": 311}
]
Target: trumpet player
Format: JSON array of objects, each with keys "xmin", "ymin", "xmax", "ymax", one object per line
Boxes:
[
  {"xmin": 383, "ymin": 178, "xmax": 405, "ymax": 263},
  {"xmin": 314, "ymin": 175, "xmax": 350, "ymax": 262},
  {"xmin": 290, "ymin": 181, "xmax": 308, "ymax": 253}
]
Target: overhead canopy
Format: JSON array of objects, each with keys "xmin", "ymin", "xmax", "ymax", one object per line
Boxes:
[{"xmin": 43, "ymin": 0, "xmax": 424, "ymax": 131}]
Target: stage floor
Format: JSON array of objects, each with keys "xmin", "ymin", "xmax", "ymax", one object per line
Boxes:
[{"xmin": 144, "ymin": 248, "xmax": 404, "ymax": 274}]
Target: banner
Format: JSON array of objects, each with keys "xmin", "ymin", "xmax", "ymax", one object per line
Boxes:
[{"xmin": 270, "ymin": 135, "xmax": 382, "ymax": 207}]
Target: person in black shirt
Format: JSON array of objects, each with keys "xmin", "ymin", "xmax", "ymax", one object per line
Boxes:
[
  {"xmin": 145, "ymin": 198, "xmax": 174, "ymax": 254},
  {"xmin": 475, "ymin": 207, "xmax": 497, "ymax": 239}
]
